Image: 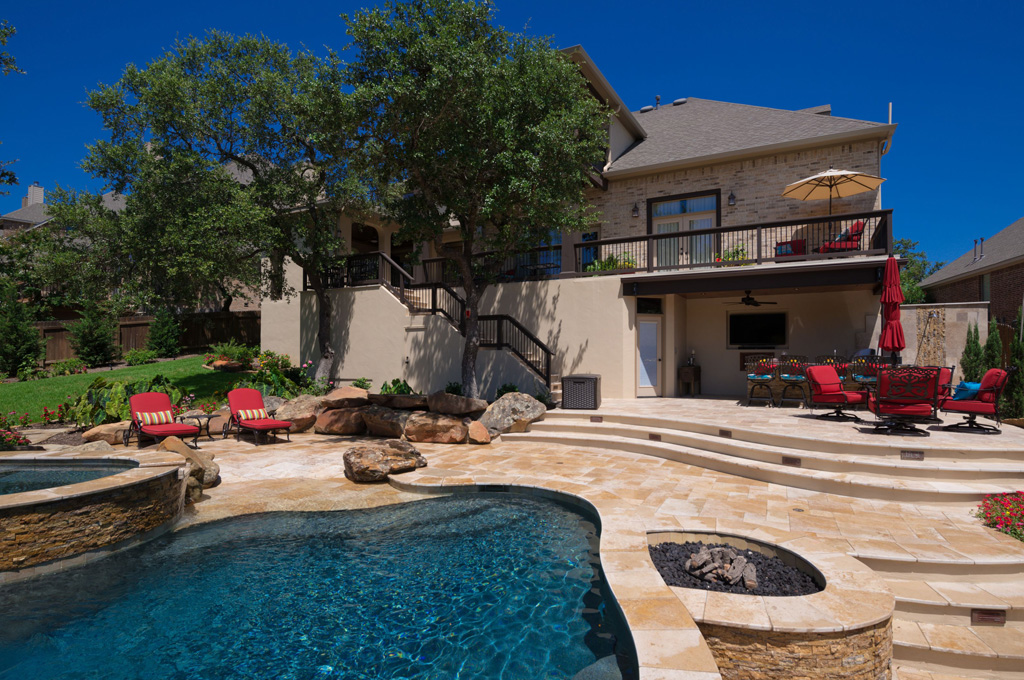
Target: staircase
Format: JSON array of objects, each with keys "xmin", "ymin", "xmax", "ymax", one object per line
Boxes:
[{"xmin": 309, "ymin": 252, "xmax": 555, "ymax": 388}]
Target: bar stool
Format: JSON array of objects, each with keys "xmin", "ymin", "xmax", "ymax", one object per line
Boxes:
[
  {"xmin": 814, "ymin": 354, "xmax": 849, "ymax": 382},
  {"xmin": 850, "ymin": 356, "xmax": 882, "ymax": 390},
  {"xmin": 778, "ymin": 355, "xmax": 809, "ymax": 407},
  {"xmin": 745, "ymin": 354, "xmax": 776, "ymax": 407}
]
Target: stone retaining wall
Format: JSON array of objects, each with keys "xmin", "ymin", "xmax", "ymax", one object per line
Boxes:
[
  {"xmin": 699, "ymin": 619, "xmax": 892, "ymax": 680},
  {"xmin": 0, "ymin": 470, "xmax": 183, "ymax": 573}
]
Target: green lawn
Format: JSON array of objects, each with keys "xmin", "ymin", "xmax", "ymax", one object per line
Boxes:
[{"xmin": 0, "ymin": 356, "xmax": 243, "ymax": 423}]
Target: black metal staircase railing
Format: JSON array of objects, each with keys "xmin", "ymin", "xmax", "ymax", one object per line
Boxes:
[{"xmin": 303, "ymin": 251, "xmax": 553, "ymax": 386}]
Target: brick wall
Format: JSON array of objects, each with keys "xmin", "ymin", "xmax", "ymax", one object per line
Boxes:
[
  {"xmin": 929, "ymin": 261, "xmax": 1024, "ymax": 324},
  {"xmin": 588, "ymin": 140, "xmax": 884, "ymax": 239}
]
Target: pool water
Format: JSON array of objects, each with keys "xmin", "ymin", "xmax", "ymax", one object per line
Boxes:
[
  {"xmin": 0, "ymin": 464, "xmax": 129, "ymax": 495},
  {"xmin": 0, "ymin": 493, "xmax": 636, "ymax": 680}
]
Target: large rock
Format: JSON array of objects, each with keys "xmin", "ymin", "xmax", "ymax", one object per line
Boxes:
[
  {"xmin": 61, "ymin": 440, "xmax": 115, "ymax": 454},
  {"xmin": 83, "ymin": 421, "xmax": 131, "ymax": 446},
  {"xmin": 468, "ymin": 420, "xmax": 491, "ymax": 445},
  {"xmin": 263, "ymin": 395, "xmax": 287, "ymax": 415},
  {"xmin": 427, "ymin": 391, "xmax": 488, "ymax": 415},
  {"xmin": 362, "ymin": 405, "xmax": 411, "ymax": 438},
  {"xmin": 273, "ymin": 394, "xmax": 323, "ymax": 433},
  {"xmin": 211, "ymin": 360, "xmax": 245, "ymax": 372},
  {"xmin": 207, "ymin": 407, "xmax": 232, "ymax": 438},
  {"xmin": 404, "ymin": 412, "xmax": 468, "ymax": 444},
  {"xmin": 479, "ymin": 393, "xmax": 547, "ymax": 435},
  {"xmin": 343, "ymin": 440, "xmax": 427, "ymax": 483},
  {"xmin": 314, "ymin": 408, "xmax": 367, "ymax": 435},
  {"xmin": 321, "ymin": 386, "xmax": 370, "ymax": 409},
  {"xmin": 368, "ymin": 394, "xmax": 429, "ymax": 410},
  {"xmin": 157, "ymin": 436, "xmax": 221, "ymax": 489}
]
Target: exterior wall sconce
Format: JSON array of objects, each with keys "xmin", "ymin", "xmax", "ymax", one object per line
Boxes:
[
  {"xmin": 631, "ymin": 202, "xmax": 640, "ymax": 218},
  {"xmin": 728, "ymin": 191, "xmax": 736, "ymax": 206}
]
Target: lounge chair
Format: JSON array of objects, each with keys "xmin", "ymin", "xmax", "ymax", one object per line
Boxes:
[
  {"xmin": 816, "ymin": 220, "xmax": 865, "ymax": 254},
  {"xmin": 806, "ymin": 365, "xmax": 867, "ymax": 421},
  {"xmin": 867, "ymin": 366, "xmax": 941, "ymax": 436},
  {"xmin": 226, "ymin": 388, "xmax": 293, "ymax": 446},
  {"xmin": 125, "ymin": 392, "xmax": 201, "ymax": 448},
  {"xmin": 939, "ymin": 368, "xmax": 1014, "ymax": 434}
]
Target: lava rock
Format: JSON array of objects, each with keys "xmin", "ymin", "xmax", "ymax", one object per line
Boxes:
[{"xmin": 649, "ymin": 541, "xmax": 821, "ymax": 597}]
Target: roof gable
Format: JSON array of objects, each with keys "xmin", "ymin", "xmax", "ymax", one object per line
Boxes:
[{"xmin": 920, "ymin": 216, "xmax": 1024, "ymax": 288}]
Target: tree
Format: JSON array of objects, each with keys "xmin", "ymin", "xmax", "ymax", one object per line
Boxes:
[
  {"xmin": 960, "ymin": 321, "xmax": 984, "ymax": 382},
  {"xmin": 147, "ymin": 308, "xmax": 182, "ymax": 358},
  {"xmin": 67, "ymin": 305, "xmax": 119, "ymax": 368},
  {"xmin": 1005, "ymin": 309, "xmax": 1024, "ymax": 419},
  {"xmin": 982, "ymin": 318, "xmax": 1003, "ymax": 371},
  {"xmin": 894, "ymin": 238, "xmax": 943, "ymax": 305},
  {"xmin": 345, "ymin": 0, "xmax": 608, "ymax": 398},
  {"xmin": 80, "ymin": 32, "xmax": 365, "ymax": 379},
  {"xmin": 0, "ymin": 280, "xmax": 44, "ymax": 378},
  {"xmin": 0, "ymin": 19, "xmax": 24, "ymax": 192}
]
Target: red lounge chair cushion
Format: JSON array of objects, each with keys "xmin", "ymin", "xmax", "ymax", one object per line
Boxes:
[
  {"xmin": 819, "ymin": 221, "xmax": 864, "ymax": 252},
  {"xmin": 137, "ymin": 409, "xmax": 174, "ymax": 426},
  {"xmin": 239, "ymin": 418, "xmax": 292, "ymax": 431},
  {"xmin": 139, "ymin": 423, "xmax": 200, "ymax": 437},
  {"xmin": 868, "ymin": 397, "xmax": 932, "ymax": 417}
]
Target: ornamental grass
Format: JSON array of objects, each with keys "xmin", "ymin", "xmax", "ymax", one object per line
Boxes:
[{"xmin": 975, "ymin": 492, "xmax": 1024, "ymax": 542}]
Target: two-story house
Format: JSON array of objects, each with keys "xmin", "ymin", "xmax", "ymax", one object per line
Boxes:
[{"xmin": 261, "ymin": 47, "xmax": 897, "ymax": 400}]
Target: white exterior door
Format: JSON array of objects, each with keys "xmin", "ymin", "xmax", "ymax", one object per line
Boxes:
[{"xmin": 637, "ymin": 317, "xmax": 662, "ymax": 397}]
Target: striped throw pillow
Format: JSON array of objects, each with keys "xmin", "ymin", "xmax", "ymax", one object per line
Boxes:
[
  {"xmin": 238, "ymin": 408, "xmax": 268, "ymax": 421},
  {"xmin": 138, "ymin": 410, "xmax": 174, "ymax": 426}
]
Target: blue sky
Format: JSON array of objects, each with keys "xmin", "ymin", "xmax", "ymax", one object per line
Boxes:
[{"xmin": 1, "ymin": 0, "xmax": 1021, "ymax": 265}]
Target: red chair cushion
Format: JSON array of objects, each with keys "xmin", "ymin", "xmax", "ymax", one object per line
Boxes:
[
  {"xmin": 868, "ymin": 396, "xmax": 932, "ymax": 417},
  {"xmin": 239, "ymin": 418, "xmax": 292, "ymax": 431},
  {"xmin": 228, "ymin": 387, "xmax": 268, "ymax": 413},
  {"xmin": 130, "ymin": 392, "xmax": 175, "ymax": 424},
  {"xmin": 139, "ymin": 423, "xmax": 200, "ymax": 437},
  {"xmin": 814, "ymin": 391, "xmax": 867, "ymax": 405},
  {"xmin": 977, "ymin": 369, "xmax": 1006, "ymax": 403},
  {"xmin": 940, "ymin": 399, "xmax": 998, "ymax": 416},
  {"xmin": 807, "ymin": 365, "xmax": 842, "ymax": 394}
]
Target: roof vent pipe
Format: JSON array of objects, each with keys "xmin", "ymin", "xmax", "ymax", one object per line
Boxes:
[
  {"xmin": 973, "ymin": 239, "xmax": 978, "ymax": 262},
  {"xmin": 980, "ymin": 237, "xmax": 985, "ymax": 258},
  {"xmin": 655, "ymin": 95, "xmax": 661, "ymax": 109}
]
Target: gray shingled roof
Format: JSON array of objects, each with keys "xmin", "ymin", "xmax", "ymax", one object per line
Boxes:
[
  {"xmin": 607, "ymin": 98, "xmax": 890, "ymax": 174},
  {"xmin": 0, "ymin": 202, "xmax": 50, "ymax": 226},
  {"xmin": 920, "ymin": 216, "xmax": 1024, "ymax": 288}
]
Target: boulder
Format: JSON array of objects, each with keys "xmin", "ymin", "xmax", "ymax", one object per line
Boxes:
[
  {"xmin": 207, "ymin": 407, "xmax": 232, "ymax": 438},
  {"xmin": 362, "ymin": 405, "xmax": 411, "ymax": 438},
  {"xmin": 427, "ymin": 391, "xmax": 488, "ymax": 415},
  {"xmin": 467, "ymin": 420, "xmax": 491, "ymax": 445},
  {"xmin": 273, "ymin": 394, "xmax": 323, "ymax": 433},
  {"xmin": 211, "ymin": 360, "xmax": 245, "ymax": 372},
  {"xmin": 314, "ymin": 408, "xmax": 367, "ymax": 435},
  {"xmin": 321, "ymin": 386, "xmax": 370, "ymax": 409},
  {"xmin": 404, "ymin": 412, "xmax": 468, "ymax": 444},
  {"xmin": 478, "ymin": 393, "xmax": 547, "ymax": 435},
  {"xmin": 83, "ymin": 421, "xmax": 131, "ymax": 446},
  {"xmin": 62, "ymin": 440, "xmax": 115, "ymax": 454},
  {"xmin": 157, "ymin": 436, "xmax": 221, "ymax": 488},
  {"xmin": 343, "ymin": 441, "xmax": 427, "ymax": 483},
  {"xmin": 368, "ymin": 394, "xmax": 429, "ymax": 410},
  {"xmin": 185, "ymin": 475, "xmax": 203, "ymax": 504},
  {"xmin": 263, "ymin": 395, "xmax": 287, "ymax": 415}
]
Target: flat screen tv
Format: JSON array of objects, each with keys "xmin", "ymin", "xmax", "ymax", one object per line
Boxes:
[{"xmin": 728, "ymin": 312, "xmax": 786, "ymax": 348}]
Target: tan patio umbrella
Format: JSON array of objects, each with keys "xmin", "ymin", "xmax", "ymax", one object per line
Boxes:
[{"xmin": 782, "ymin": 165, "xmax": 886, "ymax": 214}]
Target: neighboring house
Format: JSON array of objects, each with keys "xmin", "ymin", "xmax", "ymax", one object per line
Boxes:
[
  {"xmin": 919, "ymin": 217, "xmax": 1024, "ymax": 324},
  {"xmin": 262, "ymin": 47, "xmax": 899, "ymax": 399},
  {"xmin": 0, "ymin": 182, "xmax": 50, "ymax": 237}
]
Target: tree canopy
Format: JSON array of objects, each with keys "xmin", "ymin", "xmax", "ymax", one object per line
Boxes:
[
  {"xmin": 894, "ymin": 238, "xmax": 943, "ymax": 305},
  {"xmin": 345, "ymin": 0, "xmax": 608, "ymax": 397},
  {"xmin": 1, "ymin": 19, "xmax": 23, "ymax": 192}
]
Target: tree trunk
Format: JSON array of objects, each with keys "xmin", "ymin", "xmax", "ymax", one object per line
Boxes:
[
  {"xmin": 461, "ymin": 286, "xmax": 482, "ymax": 399},
  {"xmin": 309, "ymin": 274, "xmax": 335, "ymax": 381}
]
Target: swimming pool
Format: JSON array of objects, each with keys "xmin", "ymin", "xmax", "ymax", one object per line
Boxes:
[
  {"xmin": 0, "ymin": 463, "xmax": 132, "ymax": 495},
  {"xmin": 0, "ymin": 493, "xmax": 636, "ymax": 679}
]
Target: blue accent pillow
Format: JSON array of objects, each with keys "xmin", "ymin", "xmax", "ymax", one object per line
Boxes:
[
  {"xmin": 952, "ymin": 381, "xmax": 981, "ymax": 401},
  {"xmin": 775, "ymin": 243, "xmax": 793, "ymax": 256}
]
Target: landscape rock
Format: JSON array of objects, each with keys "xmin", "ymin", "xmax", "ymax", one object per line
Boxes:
[
  {"xmin": 368, "ymin": 394, "xmax": 429, "ymax": 410},
  {"xmin": 404, "ymin": 412, "xmax": 468, "ymax": 443},
  {"xmin": 321, "ymin": 386, "xmax": 370, "ymax": 409},
  {"xmin": 478, "ymin": 393, "xmax": 547, "ymax": 435},
  {"xmin": 262, "ymin": 395, "xmax": 287, "ymax": 415},
  {"xmin": 274, "ymin": 394, "xmax": 323, "ymax": 433},
  {"xmin": 314, "ymin": 408, "xmax": 367, "ymax": 435},
  {"xmin": 343, "ymin": 440, "xmax": 427, "ymax": 483},
  {"xmin": 211, "ymin": 360, "xmax": 245, "ymax": 372},
  {"xmin": 157, "ymin": 436, "xmax": 221, "ymax": 488},
  {"xmin": 185, "ymin": 475, "xmax": 203, "ymax": 503},
  {"xmin": 361, "ymin": 405, "xmax": 411, "ymax": 438},
  {"xmin": 61, "ymin": 440, "xmax": 115, "ymax": 454},
  {"xmin": 427, "ymin": 391, "xmax": 488, "ymax": 416},
  {"xmin": 177, "ymin": 408, "xmax": 230, "ymax": 439},
  {"xmin": 83, "ymin": 421, "xmax": 131, "ymax": 446},
  {"xmin": 467, "ymin": 420, "xmax": 491, "ymax": 445}
]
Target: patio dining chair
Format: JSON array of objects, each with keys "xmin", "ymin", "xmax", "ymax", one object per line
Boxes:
[
  {"xmin": 867, "ymin": 366, "xmax": 941, "ymax": 436},
  {"xmin": 744, "ymin": 354, "xmax": 776, "ymax": 407},
  {"xmin": 226, "ymin": 388, "xmax": 294, "ymax": 446},
  {"xmin": 806, "ymin": 365, "xmax": 867, "ymax": 421},
  {"xmin": 125, "ymin": 392, "xmax": 201, "ymax": 448},
  {"xmin": 777, "ymin": 356, "xmax": 810, "ymax": 407}
]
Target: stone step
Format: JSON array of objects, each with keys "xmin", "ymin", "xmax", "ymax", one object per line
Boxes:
[
  {"xmin": 890, "ymin": 579, "xmax": 1024, "ymax": 626},
  {"xmin": 893, "ymin": 663, "xmax": 1000, "ymax": 680},
  {"xmin": 502, "ymin": 430, "xmax": 1014, "ymax": 505},
  {"xmin": 893, "ymin": 619, "xmax": 1024, "ymax": 679},
  {"xmin": 855, "ymin": 556, "xmax": 1024, "ymax": 582},
  {"xmin": 527, "ymin": 419, "xmax": 1024, "ymax": 484}
]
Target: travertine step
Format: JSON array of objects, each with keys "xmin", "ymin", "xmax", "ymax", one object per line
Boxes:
[
  {"xmin": 893, "ymin": 619, "xmax": 1024, "ymax": 679},
  {"xmin": 890, "ymin": 578, "xmax": 1024, "ymax": 626},
  {"xmin": 894, "ymin": 663, "xmax": 998, "ymax": 680},
  {"xmin": 502, "ymin": 430, "xmax": 1016, "ymax": 504}
]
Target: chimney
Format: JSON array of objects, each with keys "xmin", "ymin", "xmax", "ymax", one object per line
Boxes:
[{"xmin": 22, "ymin": 182, "xmax": 44, "ymax": 208}]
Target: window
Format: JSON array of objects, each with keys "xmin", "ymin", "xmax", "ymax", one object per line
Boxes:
[
  {"xmin": 981, "ymin": 274, "xmax": 991, "ymax": 301},
  {"xmin": 652, "ymin": 195, "xmax": 717, "ymax": 217},
  {"xmin": 651, "ymin": 194, "xmax": 718, "ymax": 268},
  {"xmin": 637, "ymin": 298, "xmax": 663, "ymax": 315},
  {"xmin": 728, "ymin": 312, "xmax": 787, "ymax": 349}
]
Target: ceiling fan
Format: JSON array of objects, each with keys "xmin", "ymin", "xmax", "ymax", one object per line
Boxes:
[{"xmin": 727, "ymin": 290, "xmax": 778, "ymax": 307}]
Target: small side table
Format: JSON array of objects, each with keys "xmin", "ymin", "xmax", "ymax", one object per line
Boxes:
[
  {"xmin": 678, "ymin": 365, "xmax": 701, "ymax": 397},
  {"xmin": 179, "ymin": 413, "xmax": 217, "ymax": 441}
]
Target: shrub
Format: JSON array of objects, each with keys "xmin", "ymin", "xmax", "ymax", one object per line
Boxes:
[
  {"xmin": 257, "ymin": 350, "xmax": 292, "ymax": 373},
  {"xmin": 534, "ymin": 389, "xmax": 555, "ymax": 408},
  {"xmin": 445, "ymin": 381, "xmax": 463, "ymax": 396},
  {"xmin": 124, "ymin": 348, "xmax": 159, "ymax": 366},
  {"xmin": 584, "ymin": 254, "xmax": 636, "ymax": 273},
  {"xmin": 379, "ymin": 378, "xmax": 414, "ymax": 395},
  {"xmin": 495, "ymin": 382, "xmax": 519, "ymax": 400},
  {"xmin": 1006, "ymin": 311, "xmax": 1024, "ymax": 419},
  {"xmin": 975, "ymin": 492, "xmax": 1024, "ymax": 542},
  {"xmin": 236, "ymin": 365, "xmax": 301, "ymax": 399},
  {"xmin": 69, "ymin": 375, "xmax": 182, "ymax": 428},
  {"xmin": 146, "ymin": 308, "xmax": 182, "ymax": 358},
  {"xmin": 960, "ymin": 321, "xmax": 984, "ymax": 382},
  {"xmin": 50, "ymin": 357, "xmax": 88, "ymax": 376},
  {"xmin": 0, "ymin": 281, "xmax": 45, "ymax": 378},
  {"xmin": 208, "ymin": 339, "xmax": 257, "ymax": 366},
  {"xmin": 41, "ymin": 402, "xmax": 73, "ymax": 424},
  {"xmin": 0, "ymin": 429, "xmax": 30, "ymax": 451},
  {"xmin": 16, "ymin": 365, "xmax": 47, "ymax": 382},
  {"xmin": 0, "ymin": 411, "xmax": 32, "ymax": 430},
  {"xmin": 982, "ymin": 318, "xmax": 1004, "ymax": 372},
  {"xmin": 67, "ymin": 307, "xmax": 120, "ymax": 368},
  {"xmin": 352, "ymin": 377, "xmax": 372, "ymax": 391}
]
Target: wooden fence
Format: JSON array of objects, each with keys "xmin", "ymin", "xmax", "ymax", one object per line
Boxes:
[{"xmin": 36, "ymin": 311, "xmax": 261, "ymax": 364}]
